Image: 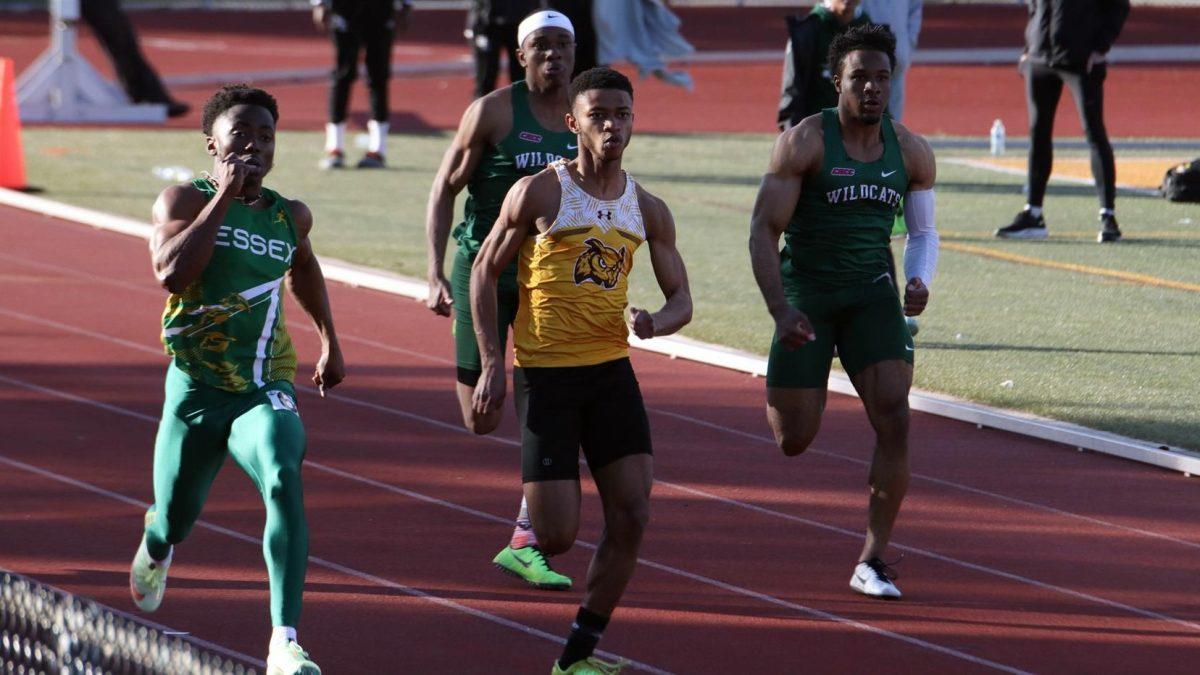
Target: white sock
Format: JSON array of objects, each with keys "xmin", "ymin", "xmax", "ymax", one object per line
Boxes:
[
  {"xmin": 325, "ymin": 122, "xmax": 345, "ymax": 154},
  {"xmin": 367, "ymin": 119, "xmax": 388, "ymax": 155},
  {"xmin": 1099, "ymin": 208, "xmax": 1114, "ymax": 217},
  {"xmin": 139, "ymin": 537, "xmax": 173, "ymax": 566},
  {"xmin": 270, "ymin": 626, "xmax": 297, "ymax": 651},
  {"xmin": 1024, "ymin": 204, "xmax": 1043, "ymax": 218}
]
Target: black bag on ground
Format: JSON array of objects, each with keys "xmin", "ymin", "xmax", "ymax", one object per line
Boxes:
[{"xmin": 1161, "ymin": 159, "xmax": 1200, "ymax": 202}]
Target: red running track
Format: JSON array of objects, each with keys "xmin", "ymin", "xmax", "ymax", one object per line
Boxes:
[{"xmin": 2, "ymin": 205, "xmax": 1200, "ymax": 673}]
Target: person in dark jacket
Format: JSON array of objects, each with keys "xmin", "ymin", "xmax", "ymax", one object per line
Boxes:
[
  {"xmin": 467, "ymin": 0, "xmax": 543, "ymax": 97},
  {"xmin": 81, "ymin": 0, "xmax": 189, "ymax": 117},
  {"xmin": 996, "ymin": 0, "xmax": 1130, "ymax": 243},
  {"xmin": 777, "ymin": 0, "xmax": 871, "ymax": 130}
]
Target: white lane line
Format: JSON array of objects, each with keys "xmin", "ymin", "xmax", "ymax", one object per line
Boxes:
[
  {"xmin": 0, "ymin": 252, "xmax": 450, "ymax": 366},
  {"xmin": 0, "ymin": 373, "xmax": 1028, "ymax": 673},
  {"xmin": 0, "ymin": 448, "xmax": 666, "ymax": 674},
  {"xmin": 4, "ymin": 255, "xmax": 1195, "ymax": 553},
  {"xmin": 4, "ymin": 309, "xmax": 1200, "ymax": 637},
  {"xmin": 648, "ymin": 407, "xmax": 1200, "ymax": 552}
]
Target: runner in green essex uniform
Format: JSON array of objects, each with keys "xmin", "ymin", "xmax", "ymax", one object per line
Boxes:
[
  {"xmin": 424, "ymin": 10, "xmax": 576, "ymax": 590},
  {"xmin": 131, "ymin": 85, "xmax": 344, "ymax": 675},
  {"xmin": 749, "ymin": 25, "xmax": 939, "ymax": 600}
]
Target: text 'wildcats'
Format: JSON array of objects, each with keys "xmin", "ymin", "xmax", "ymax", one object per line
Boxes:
[
  {"xmin": 515, "ymin": 152, "xmax": 566, "ymax": 170},
  {"xmin": 825, "ymin": 183, "xmax": 903, "ymax": 209}
]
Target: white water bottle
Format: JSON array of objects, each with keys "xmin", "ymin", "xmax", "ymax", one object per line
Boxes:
[{"xmin": 989, "ymin": 119, "xmax": 1006, "ymax": 156}]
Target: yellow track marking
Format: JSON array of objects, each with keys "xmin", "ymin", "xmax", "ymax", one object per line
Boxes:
[
  {"xmin": 974, "ymin": 157, "xmax": 1184, "ymax": 189},
  {"xmin": 941, "ymin": 241, "xmax": 1200, "ymax": 293}
]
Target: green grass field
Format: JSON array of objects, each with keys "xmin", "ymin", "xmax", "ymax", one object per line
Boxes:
[{"xmin": 18, "ymin": 128, "xmax": 1200, "ymax": 450}]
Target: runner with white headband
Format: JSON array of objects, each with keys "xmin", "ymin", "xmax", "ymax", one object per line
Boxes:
[
  {"xmin": 423, "ymin": 7, "xmax": 580, "ymax": 594},
  {"xmin": 518, "ymin": 9, "xmax": 575, "ymax": 47}
]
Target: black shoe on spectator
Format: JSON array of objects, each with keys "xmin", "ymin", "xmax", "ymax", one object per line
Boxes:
[
  {"xmin": 1098, "ymin": 213, "xmax": 1122, "ymax": 243},
  {"xmin": 995, "ymin": 210, "xmax": 1048, "ymax": 239},
  {"xmin": 165, "ymin": 100, "xmax": 190, "ymax": 118}
]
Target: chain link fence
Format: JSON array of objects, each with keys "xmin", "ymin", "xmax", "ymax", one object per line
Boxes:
[{"xmin": 1, "ymin": 571, "xmax": 259, "ymax": 675}]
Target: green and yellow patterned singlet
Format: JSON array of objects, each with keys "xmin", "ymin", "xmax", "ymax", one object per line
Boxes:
[{"xmin": 161, "ymin": 179, "xmax": 298, "ymax": 392}]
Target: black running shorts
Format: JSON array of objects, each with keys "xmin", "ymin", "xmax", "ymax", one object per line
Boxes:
[{"xmin": 514, "ymin": 357, "xmax": 653, "ymax": 482}]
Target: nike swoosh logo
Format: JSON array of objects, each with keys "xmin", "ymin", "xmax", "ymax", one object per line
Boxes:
[
  {"xmin": 905, "ymin": 346, "xmax": 914, "ymax": 351},
  {"xmin": 566, "ymin": 144, "xmax": 578, "ymax": 150},
  {"xmin": 882, "ymin": 170, "xmax": 898, "ymax": 177},
  {"xmin": 512, "ymin": 553, "xmax": 534, "ymax": 569},
  {"xmin": 855, "ymin": 572, "xmax": 869, "ymax": 583}
]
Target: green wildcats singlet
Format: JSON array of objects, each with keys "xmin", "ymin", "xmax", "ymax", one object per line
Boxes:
[
  {"xmin": 783, "ymin": 108, "xmax": 909, "ymax": 289},
  {"xmin": 161, "ymin": 179, "xmax": 299, "ymax": 393},
  {"xmin": 452, "ymin": 80, "xmax": 578, "ymax": 256}
]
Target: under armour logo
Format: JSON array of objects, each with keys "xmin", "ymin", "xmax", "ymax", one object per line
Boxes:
[{"xmin": 597, "ymin": 210, "xmax": 613, "ymax": 220}]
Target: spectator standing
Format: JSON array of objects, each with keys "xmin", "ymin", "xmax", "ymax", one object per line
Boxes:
[
  {"xmin": 313, "ymin": 0, "xmax": 412, "ymax": 170},
  {"xmin": 467, "ymin": 0, "xmax": 543, "ymax": 97},
  {"xmin": 861, "ymin": 0, "xmax": 922, "ymax": 121},
  {"xmin": 594, "ymin": 0, "xmax": 694, "ymax": 90},
  {"xmin": 778, "ymin": 0, "xmax": 871, "ymax": 130},
  {"xmin": 996, "ymin": 0, "xmax": 1130, "ymax": 243},
  {"xmin": 81, "ymin": 0, "xmax": 189, "ymax": 117}
]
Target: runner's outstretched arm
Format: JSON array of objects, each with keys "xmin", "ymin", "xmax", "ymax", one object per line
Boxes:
[
  {"xmin": 749, "ymin": 121, "xmax": 819, "ymax": 348},
  {"xmin": 425, "ymin": 96, "xmax": 498, "ymax": 315},
  {"xmin": 469, "ymin": 174, "xmax": 544, "ymax": 414},
  {"xmin": 286, "ymin": 200, "xmax": 345, "ymax": 396},
  {"xmin": 629, "ymin": 188, "xmax": 692, "ymax": 338}
]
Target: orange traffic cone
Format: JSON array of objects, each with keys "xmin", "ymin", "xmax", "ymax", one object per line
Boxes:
[{"xmin": 0, "ymin": 58, "xmax": 28, "ymax": 190}]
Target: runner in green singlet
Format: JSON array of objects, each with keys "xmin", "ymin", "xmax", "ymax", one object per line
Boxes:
[
  {"xmin": 130, "ymin": 85, "xmax": 344, "ymax": 675},
  {"xmin": 750, "ymin": 25, "xmax": 940, "ymax": 601},
  {"xmin": 423, "ymin": 10, "xmax": 577, "ymax": 591}
]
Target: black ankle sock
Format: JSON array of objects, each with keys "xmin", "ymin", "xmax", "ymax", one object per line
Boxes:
[{"xmin": 557, "ymin": 607, "xmax": 609, "ymax": 669}]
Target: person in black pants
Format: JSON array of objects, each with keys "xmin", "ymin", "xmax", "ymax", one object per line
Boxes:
[
  {"xmin": 467, "ymin": 0, "xmax": 542, "ymax": 98},
  {"xmin": 80, "ymin": 0, "xmax": 188, "ymax": 117},
  {"xmin": 313, "ymin": 0, "xmax": 412, "ymax": 169},
  {"xmin": 997, "ymin": 0, "xmax": 1130, "ymax": 243}
]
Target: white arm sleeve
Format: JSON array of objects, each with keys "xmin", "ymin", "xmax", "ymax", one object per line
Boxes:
[{"xmin": 903, "ymin": 189, "xmax": 939, "ymax": 286}]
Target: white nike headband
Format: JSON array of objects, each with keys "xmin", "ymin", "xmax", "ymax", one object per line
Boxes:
[{"xmin": 517, "ymin": 10, "xmax": 575, "ymax": 49}]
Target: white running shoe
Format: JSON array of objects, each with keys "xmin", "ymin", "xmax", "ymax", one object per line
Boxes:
[
  {"xmin": 850, "ymin": 557, "xmax": 902, "ymax": 599},
  {"xmin": 129, "ymin": 537, "xmax": 172, "ymax": 612},
  {"xmin": 267, "ymin": 640, "xmax": 322, "ymax": 675}
]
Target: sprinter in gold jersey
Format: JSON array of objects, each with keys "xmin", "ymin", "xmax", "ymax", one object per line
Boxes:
[{"xmin": 470, "ymin": 67, "xmax": 692, "ymax": 675}]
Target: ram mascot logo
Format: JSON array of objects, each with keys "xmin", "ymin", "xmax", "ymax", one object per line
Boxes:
[{"xmin": 573, "ymin": 237, "xmax": 627, "ymax": 289}]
